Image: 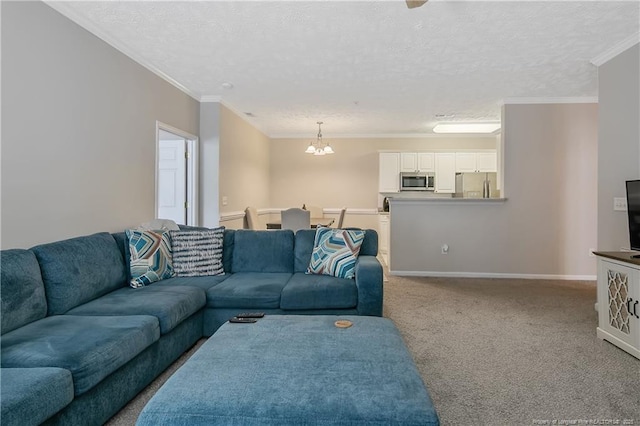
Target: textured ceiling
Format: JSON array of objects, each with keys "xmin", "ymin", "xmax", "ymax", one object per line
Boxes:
[{"xmin": 49, "ymin": 1, "xmax": 639, "ymax": 136}]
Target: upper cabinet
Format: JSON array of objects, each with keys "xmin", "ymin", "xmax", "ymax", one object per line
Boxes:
[
  {"xmin": 400, "ymin": 152, "xmax": 435, "ymax": 172},
  {"xmin": 455, "ymin": 151, "xmax": 497, "ymax": 173},
  {"xmin": 379, "ymin": 152, "xmax": 400, "ymax": 193},
  {"xmin": 434, "ymin": 153, "xmax": 456, "ymax": 193}
]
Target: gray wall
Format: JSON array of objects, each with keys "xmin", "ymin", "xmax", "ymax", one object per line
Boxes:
[
  {"xmin": 1, "ymin": 2, "xmax": 200, "ymax": 248},
  {"xmin": 597, "ymin": 44, "xmax": 640, "ymax": 251},
  {"xmin": 390, "ymin": 103, "xmax": 599, "ymax": 279}
]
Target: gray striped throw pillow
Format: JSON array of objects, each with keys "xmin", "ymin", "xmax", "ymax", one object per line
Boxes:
[{"xmin": 169, "ymin": 227, "xmax": 225, "ymax": 276}]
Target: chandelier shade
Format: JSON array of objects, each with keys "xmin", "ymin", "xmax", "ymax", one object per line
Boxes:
[{"xmin": 305, "ymin": 121, "xmax": 334, "ymax": 155}]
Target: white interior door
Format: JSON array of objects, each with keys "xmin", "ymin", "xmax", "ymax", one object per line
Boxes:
[{"xmin": 157, "ymin": 139, "xmax": 187, "ymax": 225}]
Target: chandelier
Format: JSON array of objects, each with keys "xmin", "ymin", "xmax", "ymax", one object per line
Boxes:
[{"xmin": 305, "ymin": 121, "xmax": 334, "ymax": 155}]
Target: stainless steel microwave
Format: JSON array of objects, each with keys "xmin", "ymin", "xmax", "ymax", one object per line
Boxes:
[{"xmin": 400, "ymin": 172, "xmax": 435, "ymax": 191}]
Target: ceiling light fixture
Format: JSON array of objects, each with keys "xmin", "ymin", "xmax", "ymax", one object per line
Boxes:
[
  {"xmin": 433, "ymin": 122, "xmax": 501, "ymax": 134},
  {"xmin": 305, "ymin": 121, "xmax": 334, "ymax": 156}
]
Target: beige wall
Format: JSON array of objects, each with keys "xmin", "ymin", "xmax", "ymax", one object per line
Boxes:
[
  {"xmin": 269, "ymin": 136, "xmax": 497, "ymax": 229},
  {"xmin": 597, "ymin": 44, "xmax": 640, "ymax": 251},
  {"xmin": 218, "ymin": 105, "xmax": 271, "ymax": 229},
  {"xmin": 1, "ymin": 2, "xmax": 200, "ymax": 249},
  {"xmin": 390, "ymin": 103, "xmax": 599, "ymax": 278}
]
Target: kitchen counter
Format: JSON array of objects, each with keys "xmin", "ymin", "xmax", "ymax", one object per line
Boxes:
[{"xmin": 381, "ymin": 192, "xmax": 507, "ymax": 203}]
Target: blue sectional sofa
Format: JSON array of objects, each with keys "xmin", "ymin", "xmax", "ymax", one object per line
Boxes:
[{"xmin": 0, "ymin": 228, "xmax": 382, "ymax": 426}]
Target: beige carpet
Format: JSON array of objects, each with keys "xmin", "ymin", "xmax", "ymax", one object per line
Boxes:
[{"xmin": 107, "ymin": 275, "xmax": 640, "ymax": 426}]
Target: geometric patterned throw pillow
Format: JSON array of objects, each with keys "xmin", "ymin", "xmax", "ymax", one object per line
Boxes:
[
  {"xmin": 169, "ymin": 227, "xmax": 225, "ymax": 277},
  {"xmin": 306, "ymin": 227, "xmax": 366, "ymax": 279},
  {"xmin": 125, "ymin": 229, "xmax": 174, "ymax": 288}
]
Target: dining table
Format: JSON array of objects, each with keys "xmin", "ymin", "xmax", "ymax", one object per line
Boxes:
[{"xmin": 266, "ymin": 217, "xmax": 335, "ymax": 230}]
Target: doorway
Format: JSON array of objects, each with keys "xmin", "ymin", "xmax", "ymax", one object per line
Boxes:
[{"xmin": 156, "ymin": 122, "xmax": 198, "ymax": 226}]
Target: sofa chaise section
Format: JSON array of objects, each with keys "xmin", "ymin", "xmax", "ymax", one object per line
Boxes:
[
  {"xmin": 0, "ymin": 368, "xmax": 74, "ymax": 426},
  {"xmin": 1, "ymin": 232, "xmax": 205, "ymax": 425}
]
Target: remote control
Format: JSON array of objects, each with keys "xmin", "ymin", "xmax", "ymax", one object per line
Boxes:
[
  {"xmin": 229, "ymin": 317, "xmax": 257, "ymax": 323},
  {"xmin": 236, "ymin": 312, "xmax": 265, "ymax": 318}
]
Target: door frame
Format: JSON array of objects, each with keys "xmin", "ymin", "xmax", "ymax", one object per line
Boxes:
[{"xmin": 155, "ymin": 121, "xmax": 199, "ymax": 226}]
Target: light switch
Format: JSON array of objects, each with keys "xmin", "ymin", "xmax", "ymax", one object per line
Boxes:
[
  {"xmin": 222, "ymin": 196, "xmax": 228, "ymax": 206},
  {"xmin": 614, "ymin": 197, "xmax": 627, "ymax": 211}
]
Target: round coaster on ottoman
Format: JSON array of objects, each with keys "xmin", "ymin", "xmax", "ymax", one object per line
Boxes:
[{"xmin": 334, "ymin": 320, "xmax": 353, "ymax": 328}]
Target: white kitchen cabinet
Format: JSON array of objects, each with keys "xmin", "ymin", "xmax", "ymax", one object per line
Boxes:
[
  {"xmin": 400, "ymin": 152, "xmax": 435, "ymax": 172},
  {"xmin": 379, "ymin": 153, "xmax": 400, "ymax": 193},
  {"xmin": 455, "ymin": 153, "xmax": 477, "ymax": 173},
  {"xmin": 596, "ymin": 253, "xmax": 640, "ymax": 359},
  {"xmin": 477, "ymin": 152, "xmax": 497, "ymax": 172},
  {"xmin": 400, "ymin": 153, "xmax": 418, "ymax": 172},
  {"xmin": 435, "ymin": 153, "xmax": 456, "ymax": 193},
  {"xmin": 417, "ymin": 153, "xmax": 435, "ymax": 172},
  {"xmin": 378, "ymin": 214, "xmax": 390, "ymax": 266},
  {"xmin": 455, "ymin": 151, "xmax": 497, "ymax": 173}
]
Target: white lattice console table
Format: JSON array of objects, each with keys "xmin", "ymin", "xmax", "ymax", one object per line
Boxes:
[{"xmin": 594, "ymin": 252, "xmax": 640, "ymax": 359}]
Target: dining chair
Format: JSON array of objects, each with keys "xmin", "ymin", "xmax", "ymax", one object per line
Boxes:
[
  {"xmin": 336, "ymin": 207, "xmax": 347, "ymax": 228},
  {"xmin": 245, "ymin": 206, "xmax": 260, "ymax": 230},
  {"xmin": 281, "ymin": 208, "xmax": 311, "ymax": 232}
]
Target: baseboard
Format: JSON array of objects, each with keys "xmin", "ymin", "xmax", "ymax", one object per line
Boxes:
[{"xmin": 389, "ymin": 270, "xmax": 597, "ymax": 281}]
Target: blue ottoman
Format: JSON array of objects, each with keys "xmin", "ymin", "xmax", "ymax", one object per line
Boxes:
[{"xmin": 137, "ymin": 315, "xmax": 439, "ymax": 426}]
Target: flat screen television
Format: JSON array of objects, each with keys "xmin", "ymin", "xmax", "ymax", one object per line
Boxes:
[{"xmin": 625, "ymin": 180, "xmax": 640, "ymax": 252}]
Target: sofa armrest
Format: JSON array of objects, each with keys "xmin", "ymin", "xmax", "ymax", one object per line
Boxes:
[{"xmin": 354, "ymin": 255, "xmax": 383, "ymax": 316}]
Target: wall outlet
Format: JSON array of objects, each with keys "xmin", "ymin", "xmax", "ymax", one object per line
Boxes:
[
  {"xmin": 222, "ymin": 196, "xmax": 228, "ymax": 206},
  {"xmin": 614, "ymin": 197, "xmax": 627, "ymax": 211},
  {"xmin": 441, "ymin": 244, "xmax": 449, "ymax": 255}
]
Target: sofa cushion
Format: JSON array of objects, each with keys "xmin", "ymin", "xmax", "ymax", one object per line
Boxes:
[
  {"xmin": 307, "ymin": 228, "xmax": 365, "ymax": 279},
  {"xmin": 31, "ymin": 232, "xmax": 127, "ymax": 315},
  {"xmin": 206, "ymin": 272, "xmax": 292, "ymax": 308},
  {"xmin": 126, "ymin": 229, "xmax": 174, "ymax": 288},
  {"xmin": 232, "ymin": 230, "xmax": 294, "ymax": 273},
  {"xmin": 280, "ymin": 272, "xmax": 358, "ymax": 310},
  {"xmin": 169, "ymin": 227, "xmax": 225, "ymax": 277},
  {"xmin": 1, "ymin": 367, "xmax": 74, "ymax": 426},
  {"xmin": 153, "ymin": 274, "xmax": 230, "ymax": 291},
  {"xmin": 1, "ymin": 315, "xmax": 159, "ymax": 395},
  {"xmin": 65, "ymin": 286, "xmax": 205, "ymax": 334},
  {"xmin": 1, "ymin": 249, "xmax": 48, "ymax": 334}
]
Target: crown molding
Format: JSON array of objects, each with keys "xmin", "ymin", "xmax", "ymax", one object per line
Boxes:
[
  {"xmin": 44, "ymin": 1, "xmax": 201, "ymax": 101},
  {"xmin": 200, "ymin": 96, "xmax": 221, "ymax": 103},
  {"xmin": 591, "ymin": 32, "xmax": 640, "ymax": 66},
  {"xmin": 502, "ymin": 97, "xmax": 598, "ymax": 105},
  {"xmin": 270, "ymin": 133, "xmax": 499, "ymax": 139}
]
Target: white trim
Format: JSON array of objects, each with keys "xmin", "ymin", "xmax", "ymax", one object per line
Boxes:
[
  {"xmin": 219, "ymin": 211, "xmax": 245, "ymax": 222},
  {"xmin": 200, "ymin": 96, "xmax": 221, "ymax": 103},
  {"xmin": 324, "ymin": 208, "xmax": 379, "ymax": 215},
  {"xmin": 591, "ymin": 32, "xmax": 640, "ymax": 66},
  {"xmin": 257, "ymin": 208, "xmax": 278, "ymax": 215},
  {"xmin": 502, "ymin": 97, "xmax": 598, "ymax": 105},
  {"xmin": 45, "ymin": 2, "xmax": 200, "ymax": 101},
  {"xmin": 270, "ymin": 133, "xmax": 500, "ymax": 139},
  {"xmin": 254, "ymin": 207, "xmax": 378, "ymax": 215},
  {"xmin": 155, "ymin": 121, "xmax": 199, "ymax": 226},
  {"xmin": 389, "ymin": 270, "xmax": 596, "ymax": 281}
]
